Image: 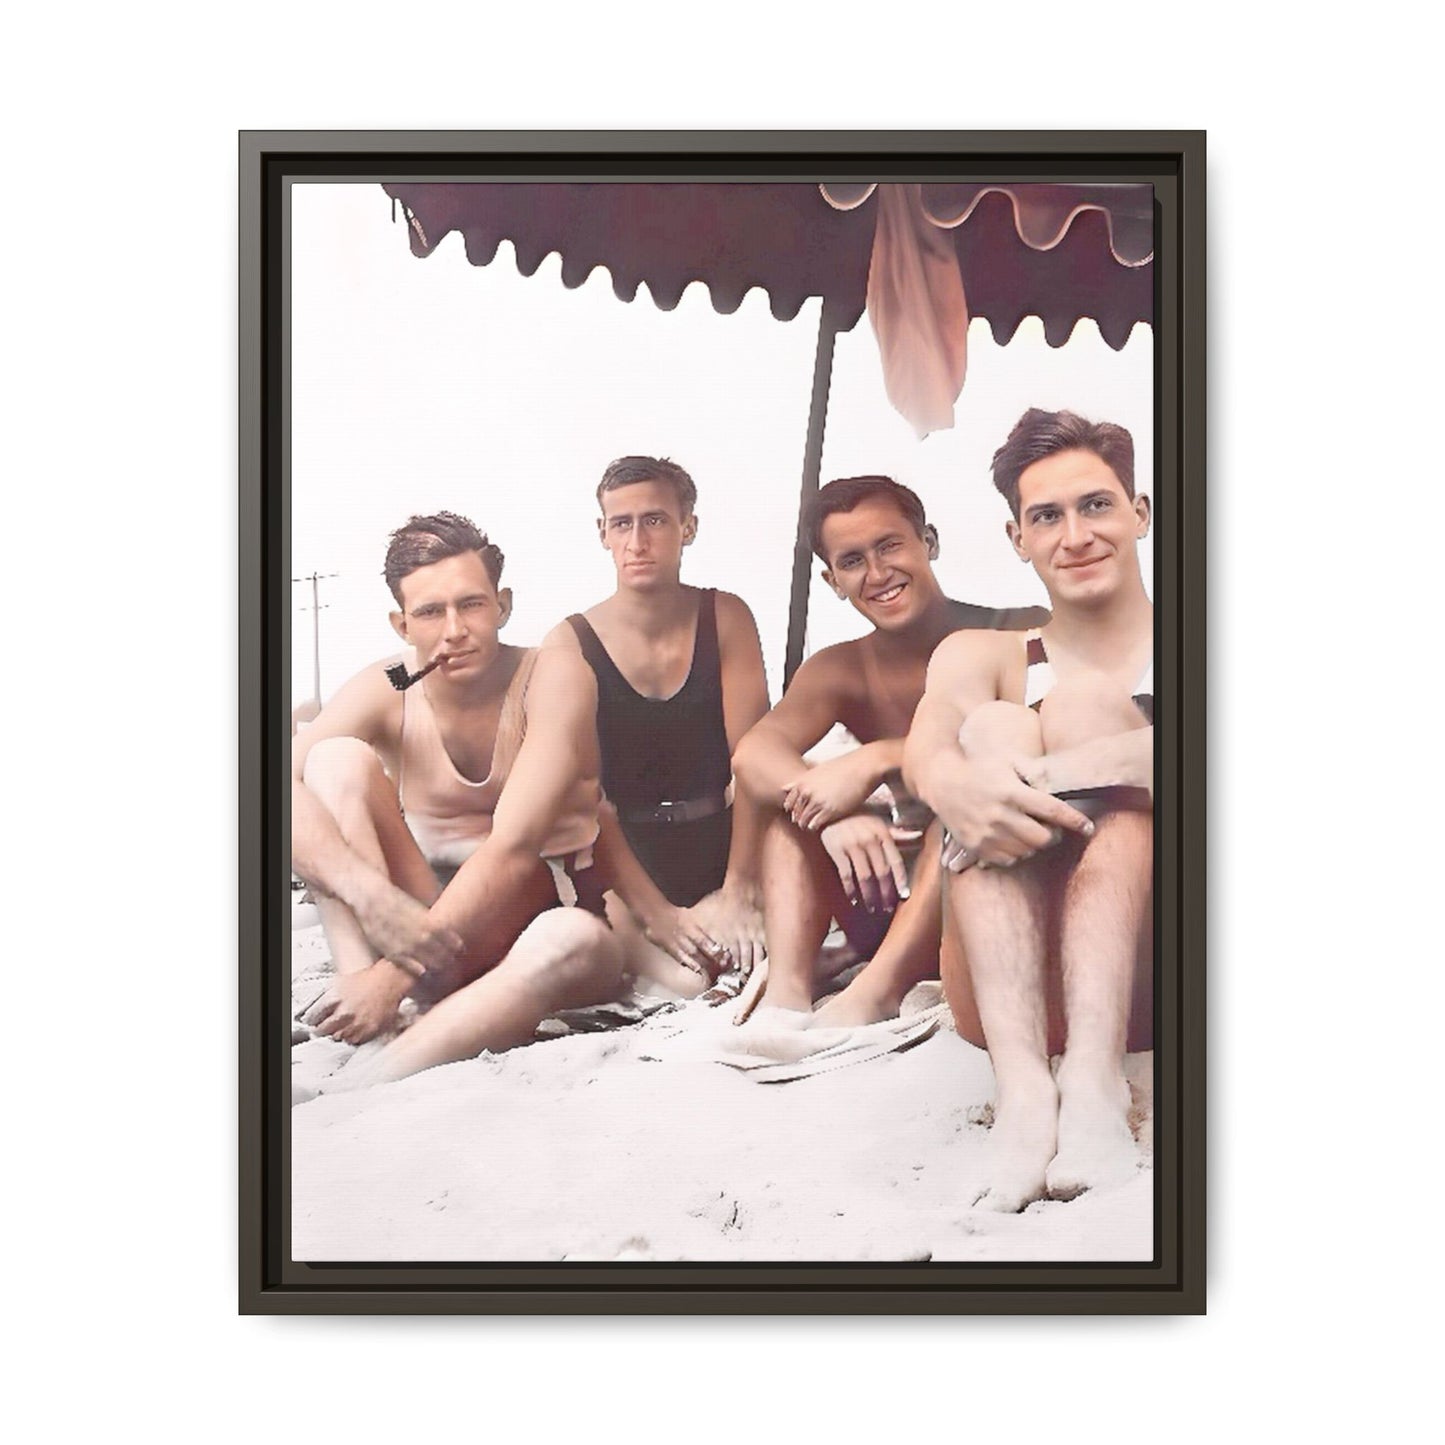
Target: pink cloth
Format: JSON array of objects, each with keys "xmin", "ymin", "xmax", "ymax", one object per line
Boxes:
[{"xmin": 865, "ymin": 184, "xmax": 970, "ymax": 436}]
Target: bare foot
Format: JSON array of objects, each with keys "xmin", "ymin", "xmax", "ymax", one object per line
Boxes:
[
  {"xmin": 971, "ymin": 1075, "xmax": 1059, "ymax": 1213},
  {"xmin": 730, "ymin": 1004, "xmax": 848, "ymax": 1061},
  {"xmin": 813, "ymin": 980, "xmax": 898, "ymax": 1028},
  {"xmin": 1046, "ymin": 1064, "xmax": 1137, "ymax": 1200}
]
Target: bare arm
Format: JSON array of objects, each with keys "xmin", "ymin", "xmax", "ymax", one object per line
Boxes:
[
  {"xmin": 732, "ymin": 647, "xmax": 878, "ymax": 810},
  {"xmin": 712, "ymin": 591, "xmax": 770, "ymax": 897},
  {"xmin": 290, "ymin": 660, "xmax": 400, "ymax": 897},
  {"xmin": 1022, "ymin": 727, "xmax": 1154, "ymax": 798},
  {"xmin": 289, "ymin": 660, "xmax": 465, "ymax": 976},
  {"xmin": 904, "ymin": 632, "xmax": 1093, "ymax": 866}
]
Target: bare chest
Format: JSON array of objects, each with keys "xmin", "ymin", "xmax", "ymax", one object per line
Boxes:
[{"xmin": 844, "ymin": 649, "xmax": 929, "ymax": 742}]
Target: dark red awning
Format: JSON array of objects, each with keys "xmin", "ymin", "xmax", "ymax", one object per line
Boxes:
[{"xmin": 382, "ymin": 181, "xmax": 1152, "ymax": 350}]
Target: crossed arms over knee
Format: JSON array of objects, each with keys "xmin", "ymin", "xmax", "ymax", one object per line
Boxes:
[
  {"xmin": 733, "ymin": 647, "xmax": 913, "ymax": 908},
  {"xmin": 904, "ymin": 631, "xmax": 1150, "ymax": 869}
]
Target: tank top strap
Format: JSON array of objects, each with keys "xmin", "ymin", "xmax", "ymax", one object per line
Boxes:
[
  {"xmin": 1023, "ymin": 628, "xmax": 1055, "ymax": 711},
  {"xmin": 689, "ymin": 588, "xmax": 719, "ymax": 687},
  {"xmin": 489, "ymin": 648, "xmax": 538, "ymax": 785},
  {"xmin": 565, "ymin": 614, "xmax": 628, "ymax": 690}
]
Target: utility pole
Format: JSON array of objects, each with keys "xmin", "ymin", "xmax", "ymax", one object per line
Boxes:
[{"xmin": 292, "ymin": 571, "xmax": 338, "ymax": 706}]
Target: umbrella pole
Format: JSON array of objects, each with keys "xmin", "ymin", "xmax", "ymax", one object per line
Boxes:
[{"xmin": 783, "ymin": 307, "xmax": 840, "ymax": 691}]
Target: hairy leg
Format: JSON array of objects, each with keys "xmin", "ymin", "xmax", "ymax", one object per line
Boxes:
[
  {"xmin": 755, "ymin": 813, "xmax": 849, "ymax": 1013},
  {"xmin": 302, "ymin": 737, "xmax": 439, "ymax": 975},
  {"xmin": 814, "ymin": 819, "xmax": 944, "ymax": 1026},
  {"xmin": 1032, "ymin": 685, "xmax": 1154, "ymax": 1196},
  {"xmin": 1046, "ymin": 809, "xmax": 1153, "ymax": 1198},
  {"xmin": 943, "ymin": 702, "xmax": 1064, "ymax": 1212},
  {"xmin": 352, "ymin": 910, "xmax": 626, "ymax": 1085}
]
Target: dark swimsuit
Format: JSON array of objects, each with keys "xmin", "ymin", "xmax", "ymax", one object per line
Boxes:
[{"xmin": 567, "ymin": 590, "xmax": 733, "ymax": 907}]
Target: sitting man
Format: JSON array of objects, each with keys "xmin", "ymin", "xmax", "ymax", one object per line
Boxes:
[
  {"xmin": 731, "ymin": 475, "xmax": 1045, "ymax": 1029},
  {"xmin": 544, "ymin": 455, "xmax": 770, "ymax": 996},
  {"xmin": 903, "ymin": 408, "xmax": 1154, "ymax": 1212},
  {"xmin": 291, "ymin": 511, "xmax": 631, "ymax": 1086}
]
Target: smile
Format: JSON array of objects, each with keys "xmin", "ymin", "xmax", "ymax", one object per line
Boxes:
[{"xmin": 869, "ymin": 583, "xmax": 906, "ymax": 604}]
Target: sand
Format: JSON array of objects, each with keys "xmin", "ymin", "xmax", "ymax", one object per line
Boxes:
[{"xmin": 290, "ymin": 915, "xmax": 1154, "ymax": 1264}]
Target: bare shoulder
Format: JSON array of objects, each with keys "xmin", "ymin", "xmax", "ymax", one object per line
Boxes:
[
  {"xmin": 929, "ymin": 627, "xmax": 1018, "ymax": 678},
  {"xmin": 529, "ymin": 644, "xmax": 597, "ymax": 704},
  {"xmin": 713, "ymin": 589, "xmax": 761, "ymax": 637},
  {"xmin": 292, "ymin": 656, "xmax": 404, "ymax": 772},
  {"xmin": 785, "ymin": 639, "xmax": 865, "ymax": 707},
  {"xmin": 541, "ymin": 618, "xmax": 583, "ymax": 653}
]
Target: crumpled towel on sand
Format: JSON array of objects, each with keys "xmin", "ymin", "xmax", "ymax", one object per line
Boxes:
[{"xmin": 715, "ymin": 984, "xmax": 952, "ymax": 1084}]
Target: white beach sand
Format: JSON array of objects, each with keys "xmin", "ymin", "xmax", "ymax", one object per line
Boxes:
[{"xmin": 290, "ymin": 917, "xmax": 1154, "ymax": 1264}]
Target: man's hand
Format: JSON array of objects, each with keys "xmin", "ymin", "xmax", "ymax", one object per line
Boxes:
[
  {"xmin": 818, "ymin": 814, "xmax": 917, "ymax": 915},
  {"xmin": 349, "ymin": 882, "xmax": 464, "ymax": 981},
  {"xmin": 935, "ymin": 757, "xmax": 1093, "ymax": 870},
  {"xmin": 306, "ymin": 962, "xmax": 411, "ymax": 1045},
  {"xmin": 781, "ymin": 752, "xmax": 879, "ymax": 833},
  {"xmin": 640, "ymin": 904, "xmax": 730, "ymax": 983},
  {"xmin": 687, "ymin": 885, "xmax": 766, "ymax": 980}
]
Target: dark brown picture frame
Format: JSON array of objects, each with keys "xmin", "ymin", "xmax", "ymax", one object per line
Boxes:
[{"xmin": 240, "ymin": 129, "xmax": 1205, "ymax": 1314}]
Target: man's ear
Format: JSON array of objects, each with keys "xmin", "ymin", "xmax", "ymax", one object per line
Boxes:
[
  {"xmin": 682, "ymin": 512, "xmax": 698, "ymax": 546},
  {"xmin": 821, "ymin": 565, "xmax": 845, "ymax": 600},
  {"xmin": 496, "ymin": 587, "xmax": 514, "ymax": 627},
  {"xmin": 1006, "ymin": 518, "xmax": 1028, "ymax": 562},
  {"xmin": 389, "ymin": 609, "xmax": 409, "ymax": 643},
  {"xmin": 596, "ymin": 517, "xmax": 609, "ymax": 546},
  {"xmin": 1134, "ymin": 494, "xmax": 1152, "ymax": 538},
  {"xmin": 923, "ymin": 523, "xmax": 940, "ymax": 560}
]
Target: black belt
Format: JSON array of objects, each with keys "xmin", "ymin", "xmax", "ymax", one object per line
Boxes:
[{"xmin": 616, "ymin": 784, "xmax": 733, "ymax": 825}]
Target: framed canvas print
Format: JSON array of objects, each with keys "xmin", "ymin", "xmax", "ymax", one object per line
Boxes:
[{"xmin": 240, "ymin": 130, "xmax": 1205, "ymax": 1313}]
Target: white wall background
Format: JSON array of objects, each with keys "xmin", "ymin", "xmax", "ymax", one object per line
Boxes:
[{"xmin": 7, "ymin": 4, "xmax": 1439, "ymax": 1442}]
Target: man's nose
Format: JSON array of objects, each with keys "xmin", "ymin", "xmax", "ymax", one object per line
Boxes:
[
  {"xmin": 865, "ymin": 550, "xmax": 890, "ymax": 584},
  {"xmin": 626, "ymin": 526, "xmax": 648, "ymax": 553},
  {"xmin": 443, "ymin": 606, "xmax": 467, "ymax": 636},
  {"xmin": 1062, "ymin": 511, "xmax": 1092, "ymax": 548}
]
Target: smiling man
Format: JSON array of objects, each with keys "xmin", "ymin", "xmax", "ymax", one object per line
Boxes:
[
  {"xmin": 290, "ymin": 511, "xmax": 629, "ymax": 1082},
  {"xmin": 732, "ymin": 475, "xmax": 1045, "ymax": 1028},
  {"xmin": 903, "ymin": 409, "xmax": 1155, "ymax": 1212},
  {"xmin": 544, "ymin": 456, "xmax": 771, "ymax": 995}
]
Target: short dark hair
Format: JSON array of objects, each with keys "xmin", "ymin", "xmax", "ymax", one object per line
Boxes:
[
  {"xmin": 596, "ymin": 455, "xmax": 697, "ymax": 517},
  {"xmin": 806, "ymin": 475, "xmax": 928, "ymax": 562},
  {"xmin": 991, "ymin": 408, "xmax": 1136, "ymax": 520},
  {"xmin": 382, "ymin": 511, "xmax": 505, "ymax": 605}
]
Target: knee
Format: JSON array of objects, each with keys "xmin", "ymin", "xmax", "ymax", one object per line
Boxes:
[
  {"xmin": 302, "ymin": 736, "xmax": 388, "ymax": 807},
  {"xmin": 1038, "ymin": 684, "xmax": 1146, "ymax": 751},
  {"xmin": 959, "ymin": 701, "xmax": 1043, "ymax": 758},
  {"xmin": 511, "ymin": 909, "xmax": 619, "ymax": 996}
]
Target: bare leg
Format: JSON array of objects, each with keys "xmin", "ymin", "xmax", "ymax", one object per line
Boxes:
[
  {"xmin": 755, "ymin": 814, "xmax": 849, "ymax": 1014},
  {"xmin": 814, "ymin": 819, "xmax": 944, "ymax": 1026},
  {"xmin": 1031, "ymin": 686, "xmax": 1153, "ymax": 1197},
  {"xmin": 302, "ymin": 738, "xmax": 439, "ymax": 975},
  {"xmin": 945, "ymin": 702, "xmax": 1060, "ymax": 1212},
  {"xmin": 605, "ymin": 896, "xmax": 709, "ymax": 999},
  {"xmin": 423, "ymin": 850, "xmax": 561, "ymax": 995},
  {"xmin": 1046, "ymin": 809, "xmax": 1153, "ymax": 1198},
  {"xmin": 346, "ymin": 910, "xmax": 626, "ymax": 1086}
]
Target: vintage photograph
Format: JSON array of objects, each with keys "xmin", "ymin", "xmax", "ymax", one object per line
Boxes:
[{"xmin": 265, "ymin": 151, "xmax": 1189, "ymax": 1291}]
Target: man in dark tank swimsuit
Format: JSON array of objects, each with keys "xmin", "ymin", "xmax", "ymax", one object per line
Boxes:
[{"xmin": 544, "ymin": 456, "xmax": 771, "ymax": 994}]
